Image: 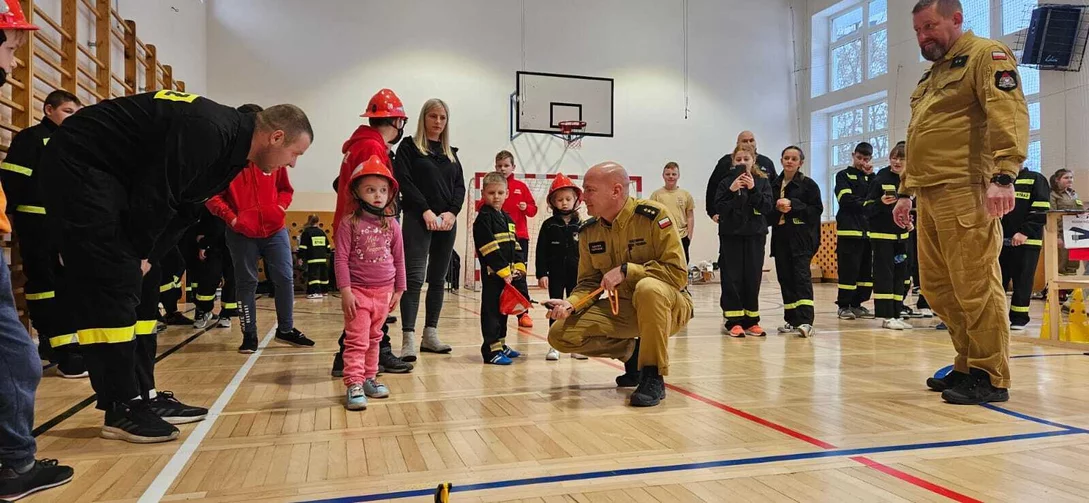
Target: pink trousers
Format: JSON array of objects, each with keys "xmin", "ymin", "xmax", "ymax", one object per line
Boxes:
[{"xmin": 343, "ymin": 285, "xmax": 393, "ymax": 386}]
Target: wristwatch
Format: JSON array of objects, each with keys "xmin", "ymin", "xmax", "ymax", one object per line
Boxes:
[
  {"xmin": 620, "ymin": 263, "xmax": 628, "ymax": 276},
  {"xmin": 991, "ymin": 174, "xmax": 1015, "ymax": 187}
]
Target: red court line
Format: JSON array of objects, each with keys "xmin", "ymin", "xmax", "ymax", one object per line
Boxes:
[{"xmin": 457, "ymin": 303, "xmax": 978, "ymax": 501}]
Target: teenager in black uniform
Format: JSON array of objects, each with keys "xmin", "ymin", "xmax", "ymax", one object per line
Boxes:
[
  {"xmin": 1000, "ymin": 166, "xmax": 1050, "ymax": 330},
  {"xmin": 716, "ymin": 144, "xmax": 774, "ymax": 337},
  {"xmin": 473, "ymin": 173, "xmax": 525, "ymax": 365},
  {"xmin": 157, "ymin": 244, "xmax": 194, "ymax": 326},
  {"xmin": 834, "ymin": 142, "xmax": 875, "ymax": 320},
  {"xmin": 41, "ymin": 91, "xmax": 313, "ymax": 443},
  {"xmin": 867, "ymin": 141, "xmax": 912, "ymax": 330},
  {"xmin": 769, "ymin": 146, "xmax": 822, "ymax": 338},
  {"xmin": 0, "ymin": 90, "xmax": 84, "ymax": 377},
  {"xmin": 298, "ymin": 215, "xmax": 331, "ymax": 298},
  {"xmin": 192, "ymin": 206, "xmax": 237, "ymax": 329},
  {"xmin": 535, "ymin": 173, "xmax": 587, "ymax": 361}
]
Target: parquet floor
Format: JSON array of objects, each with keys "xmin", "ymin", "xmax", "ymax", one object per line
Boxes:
[{"xmin": 25, "ymin": 281, "xmax": 1089, "ymax": 502}]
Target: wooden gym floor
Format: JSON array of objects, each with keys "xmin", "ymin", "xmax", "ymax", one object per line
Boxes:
[{"xmin": 26, "ymin": 282, "xmax": 1089, "ymax": 503}]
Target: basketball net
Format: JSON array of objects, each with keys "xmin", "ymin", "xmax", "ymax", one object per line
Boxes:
[
  {"xmin": 461, "ymin": 173, "xmax": 642, "ymax": 292},
  {"xmin": 558, "ymin": 121, "xmax": 586, "ymax": 150}
]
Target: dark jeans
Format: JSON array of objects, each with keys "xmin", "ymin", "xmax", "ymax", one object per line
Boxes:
[
  {"xmin": 0, "ymin": 252, "xmax": 42, "ymax": 468},
  {"xmin": 225, "ymin": 227, "xmax": 295, "ymax": 335},
  {"xmin": 681, "ymin": 236, "xmax": 691, "ymax": 264},
  {"xmin": 400, "ymin": 212, "xmax": 457, "ymax": 332}
]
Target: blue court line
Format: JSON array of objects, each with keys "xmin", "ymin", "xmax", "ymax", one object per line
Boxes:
[
  {"xmin": 982, "ymin": 403, "xmax": 1089, "ymax": 433},
  {"xmin": 1010, "ymin": 353, "xmax": 1089, "ymax": 359},
  {"xmin": 299, "ymin": 428, "xmax": 1084, "ymax": 503}
]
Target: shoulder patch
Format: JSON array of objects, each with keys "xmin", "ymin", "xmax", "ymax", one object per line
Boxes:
[
  {"xmin": 995, "ymin": 70, "xmax": 1018, "ymax": 91},
  {"xmin": 951, "ymin": 55, "xmax": 968, "ymax": 68},
  {"xmin": 992, "ymin": 51, "xmax": 1008, "ymax": 61},
  {"xmin": 578, "ymin": 217, "xmax": 598, "ymax": 232},
  {"xmin": 658, "ymin": 217, "xmax": 673, "ymax": 229},
  {"xmin": 634, "ymin": 204, "xmax": 660, "ymax": 219}
]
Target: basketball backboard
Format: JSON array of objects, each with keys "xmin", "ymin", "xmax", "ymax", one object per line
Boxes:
[{"xmin": 512, "ymin": 71, "xmax": 614, "ymax": 140}]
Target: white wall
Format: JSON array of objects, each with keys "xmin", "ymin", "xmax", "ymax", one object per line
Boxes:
[
  {"xmin": 206, "ymin": 0, "xmax": 799, "ymax": 264},
  {"xmin": 114, "ymin": 0, "xmax": 207, "ymax": 94}
]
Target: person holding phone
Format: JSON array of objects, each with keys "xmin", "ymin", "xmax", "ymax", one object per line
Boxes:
[{"xmin": 867, "ymin": 142, "xmax": 912, "ymax": 330}]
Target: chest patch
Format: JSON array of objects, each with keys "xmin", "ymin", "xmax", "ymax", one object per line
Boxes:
[
  {"xmin": 589, "ymin": 241, "xmax": 606, "ymax": 254},
  {"xmin": 951, "ymin": 55, "xmax": 968, "ymax": 68},
  {"xmin": 995, "ymin": 71, "xmax": 1019, "ymax": 91},
  {"xmin": 628, "ymin": 238, "xmax": 647, "ymax": 248}
]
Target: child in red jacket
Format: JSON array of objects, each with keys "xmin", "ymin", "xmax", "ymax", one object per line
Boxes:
[{"xmin": 475, "ymin": 150, "xmax": 537, "ymax": 327}]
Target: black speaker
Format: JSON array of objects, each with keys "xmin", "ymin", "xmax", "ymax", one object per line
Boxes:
[{"xmin": 1023, "ymin": 5, "xmax": 1083, "ymax": 67}]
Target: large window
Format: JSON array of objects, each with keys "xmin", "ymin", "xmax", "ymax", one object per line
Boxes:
[
  {"xmin": 1003, "ymin": 0, "xmax": 1037, "ymax": 35},
  {"xmin": 1020, "ymin": 58, "xmax": 1042, "ymax": 171},
  {"xmin": 830, "ymin": 0, "xmax": 888, "ymax": 92},
  {"xmin": 827, "ymin": 98, "xmax": 889, "ymax": 214}
]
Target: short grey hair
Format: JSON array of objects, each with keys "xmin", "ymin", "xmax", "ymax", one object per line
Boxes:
[
  {"xmin": 256, "ymin": 104, "xmax": 313, "ymax": 143},
  {"xmin": 913, "ymin": 0, "xmax": 963, "ymax": 16}
]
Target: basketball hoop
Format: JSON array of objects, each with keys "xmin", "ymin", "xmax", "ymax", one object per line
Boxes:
[{"xmin": 558, "ymin": 120, "xmax": 586, "ymax": 149}]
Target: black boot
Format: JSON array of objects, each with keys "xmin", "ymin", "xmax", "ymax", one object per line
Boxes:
[
  {"xmin": 941, "ymin": 368, "xmax": 1009, "ymax": 405},
  {"xmin": 378, "ymin": 346, "xmax": 414, "ymax": 374},
  {"xmin": 615, "ymin": 339, "xmax": 640, "ymax": 387},
  {"xmin": 331, "ymin": 330, "xmax": 346, "ymax": 377},
  {"xmin": 630, "ymin": 366, "xmax": 666, "ymax": 407}
]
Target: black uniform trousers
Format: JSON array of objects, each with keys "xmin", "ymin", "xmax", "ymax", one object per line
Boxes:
[
  {"xmin": 836, "ymin": 237, "xmax": 872, "ymax": 308},
  {"xmin": 46, "ymin": 161, "xmax": 144, "ymax": 411},
  {"xmin": 305, "ymin": 260, "xmax": 329, "ymax": 295},
  {"xmin": 1000, "ymin": 244, "xmax": 1041, "ymax": 325},
  {"xmin": 545, "ymin": 268, "xmax": 578, "ymax": 327},
  {"xmin": 512, "ymin": 238, "xmax": 532, "ymax": 312},
  {"xmin": 906, "ymin": 230, "xmax": 929, "ymax": 309},
  {"xmin": 720, "ymin": 234, "xmax": 766, "ymax": 329},
  {"xmin": 681, "ymin": 236, "xmax": 691, "ymax": 264},
  {"xmin": 772, "ymin": 234, "xmax": 814, "ymax": 327},
  {"xmin": 194, "ymin": 247, "xmax": 238, "ymax": 316},
  {"xmin": 479, "ymin": 274, "xmax": 509, "ymax": 359},
  {"xmin": 134, "ymin": 260, "xmax": 163, "ymax": 396},
  {"xmin": 871, "ymin": 239, "xmax": 908, "ymax": 319},
  {"xmin": 159, "ymin": 247, "xmax": 186, "ymax": 315},
  {"xmin": 13, "ymin": 213, "xmax": 78, "ymax": 358}
]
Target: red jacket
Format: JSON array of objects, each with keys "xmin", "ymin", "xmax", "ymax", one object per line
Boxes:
[
  {"xmin": 474, "ymin": 174, "xmax": 537, "ymax": 239},
  {"xmin": 334, "ymin": 125, "xmax": 389, "ymax": 237},
  {"xmin": 206, "ymin": 162, "xmax": 294, "ymax": 239}
]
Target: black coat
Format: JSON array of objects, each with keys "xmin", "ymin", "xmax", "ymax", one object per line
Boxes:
[
  {"xmin": 535, "ymin": 213, "xmax": 581, "ymax": 281},
  {"xmin": 833, "ymin": 166, "xmax": 874, "ymax": 238},
  {"xmin": 394, "ymin": 136, "xmax": 465, "ymax": 218},
  {"xmin": 865, "ymin": 166, "xmax": 907, "ymax": 240},
  {"xmin": 705, "ymin": 153, "xmax": 777, "ymax": 218},
  {"xmin": 715, "ymin": 166, "xmax": 774, "ymax": 236},
  {"xmin": 769, "ymin": 172, "xmax": 823, "ymax": 257}
]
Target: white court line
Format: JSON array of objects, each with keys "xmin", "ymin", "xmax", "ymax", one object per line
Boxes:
[{"xmin": 138, "ymin": 325, "xmax": 278, "ymax": 503}]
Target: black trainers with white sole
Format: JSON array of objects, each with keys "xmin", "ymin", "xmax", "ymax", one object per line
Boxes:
[
  {"xmin": 101, "ymin": 400, "xmax": 179, "ymax": 443},
  {"xmin": 275, "ymin": 328, "xmax": 315, "ymax": 347},
  {"xmin": 0, "ymin": 459, "xmax": 74, "ymax": 501},
  {"xmin": 147, "ymin": 391, "xmax": 208, "ymax": 424}
]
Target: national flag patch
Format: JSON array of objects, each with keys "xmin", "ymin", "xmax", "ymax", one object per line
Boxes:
[
  {"xmin": 658, "ymin": 217, "xmax": 672, "ymax": 229},
  {"xmin": 992, "ymin": 51, "xmax": 1008, "ymax": 60}
]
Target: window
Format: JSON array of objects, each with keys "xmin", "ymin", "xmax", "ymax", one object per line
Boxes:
[
  {"xmin": 830, "ymin": 1, "xmax": 887, "ymax": 91},
  {"xmin": 1003, "ymin": 0, "xmax": 1037, "ymax": 35},
  {"xmin": 1017, "ymin": 50, "xmax": 1042, "ymax": 171},
  {"xmin": 827, "ymin": 98, "xmax": 889, "ymax": 214},
  {"xmin": 962, "ymin": 0, "xmax": 991, "ymax": 38}
]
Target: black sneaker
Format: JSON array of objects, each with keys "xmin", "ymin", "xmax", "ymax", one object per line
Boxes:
[
  {"xmin": 275, "ymin": 328, "xmax": 315, "ymax": 347},
  {"xmin": 0, "ymin": 459, "xmax": 74, "ymax": 501},
  {"xmin": 616, "ymin": 340, "xmax": 640, "ymax": 387},
  {"xmin": 385, "ymin": 315, "xmax": 397, "ymax": 325},
  {"xmin": 331, "ymin": 352, "xmax": 344, "ymax": 378},
  {"xmin": 238, "ymin": 332, "xmax": 258, "ymax": 354},
  {"xmin": 161, "ymin": 311, "xmax": 195, "ymax": 326},
  {"xmin": 378, "ymin": 347, "xmax": 413, "ymax": 374},
  {"xmin": 630, "ymin": 367, "xmax": 666, "ymax": 407},
  {"xmin": 926, "ymin": 369, "xmax": 969, "ymax": 391},
  {"xmin": 56, "ymin": 353, "xmax": 88, "ymax": 379},
  {"xmin": 942, "ymin": 368, "xmax": 1009, "ymax": 405},
  {"xmin": 148, "ymin": 391, "xmax": 208, "ymax": 424},
  {"xmin": 101, "ymin": 400, "xmax": 179, "ymax": 443}
]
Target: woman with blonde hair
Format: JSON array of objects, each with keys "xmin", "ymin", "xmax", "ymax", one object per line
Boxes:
[{"xmin": 392, "ymin": 98, "xmax": 464, "ymax": 360}]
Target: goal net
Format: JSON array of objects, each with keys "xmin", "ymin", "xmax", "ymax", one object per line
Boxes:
[{"xmin": 461, "ymin": 172, "xmax": 643, "ymax": 292}]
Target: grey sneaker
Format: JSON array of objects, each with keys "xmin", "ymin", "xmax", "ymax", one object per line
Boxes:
[
  {"xmin": 797, "ymin": 324, "xmax": 814, "ymax": 338},
  {"xmin": 838, "ymin": 307, "xmax": 857, "ymax": 320},
  {"xmin": 852, "ymin": 306, "xmax": 874, "ymax": 319},
  {"xmin": 777, "ymin": 323, "xmax": 795, "ymax": 334},
  {"xmin": 362, "ymin": 378, "xmax": 389, "ymax": 398},
  {"xmin": 192, "ymin": 311, "xmax": 215, "ymax": 329}
]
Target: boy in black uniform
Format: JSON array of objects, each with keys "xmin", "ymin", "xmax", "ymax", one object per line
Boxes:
[
  {"xmin": 1000, "ymin": 166, "xmax": 1050, "ymax": 330},
  {"xmin": 834, "ymin": 142, "xmax": 875, "ymax": 320},
  {"xmin": 192, "ymin": 206, "xmax": 237, "ymax": 329},
  {"xmin": 535, "ymin": 173, "xmax": 585, "ymax": 361},
  {"xmin": 40, "ymin": 90, "xmax": 313, "ymax": 443},
  {"xmin": 157, "ymin": 244, "xmax": 194, "ymax": 326},
  {"xmin": 474, "ymin": 173, "xmax": 525, "ymax": 365},
  {"xmin": 867, "ymin": 142, "xmax": 912, "ymax": 330},
  {"xmin": 298, "ymin": 214, "xmax": 331, "ymax": 298},
  {"xmin": 0, "ymin": 89, "xmax": 84, "ymax": 377}
]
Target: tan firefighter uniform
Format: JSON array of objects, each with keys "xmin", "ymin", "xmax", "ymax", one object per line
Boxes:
[
  {"xmin": 902, "ymin": 31, "xmax": 1029, "ymax": 389},
  {"xmin": 547, "ymin": 197, "xmax": 693, "ymax": 375}
]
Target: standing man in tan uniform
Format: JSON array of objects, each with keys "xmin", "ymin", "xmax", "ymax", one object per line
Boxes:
[
  {"xmin": 894, "ymin": 0, "xmax": 1028, "ymax": 405},
  {"xmin": 546, "ymin": 162, "xmax": 693, "ymax": 407}
]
